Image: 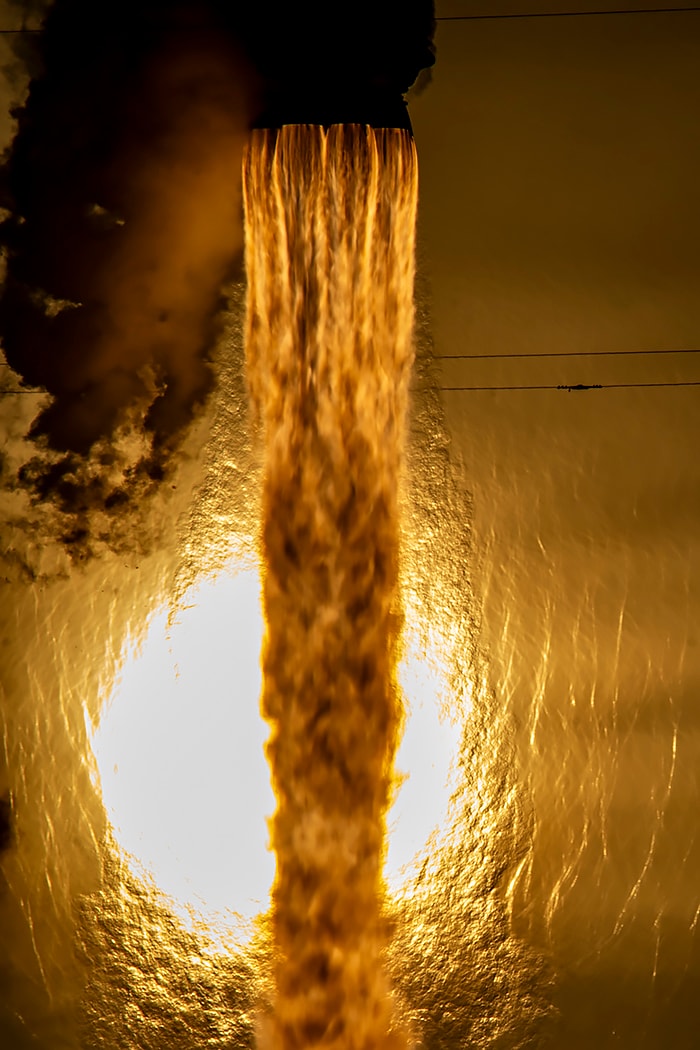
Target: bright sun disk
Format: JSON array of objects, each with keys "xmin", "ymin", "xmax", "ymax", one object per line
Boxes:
[{"xmin": 90, "ymin": 561, "xmax": 462, "ymax": 938}]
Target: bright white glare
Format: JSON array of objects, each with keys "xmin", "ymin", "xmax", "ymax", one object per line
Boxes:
[
  {"xmin": 91, "ymin": 563, "xmax": 461, "ymax": 932},
  {"xmin": 92, "ymin": 567, "xmax": 274, "ymax": 929},
  {"xmin": 389, "ymin": 634, "xmax": 462, "ymax": 888}
]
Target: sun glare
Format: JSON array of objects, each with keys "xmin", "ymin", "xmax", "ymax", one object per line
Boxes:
[{"xmin": 90, "ymin": 560, "xmax": 461, "ymax": 934}]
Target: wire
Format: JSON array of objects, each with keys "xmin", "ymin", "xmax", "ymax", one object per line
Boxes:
[
  {"xmin": 439, "ymin": 379, "xmax": 700, "ymax": 391},
  {"xmin": 436, "ymin": 7, "xmax": 700, "ymax": 21},
  {"xmin": 435, "ymin": 347, "xmax": 700, "ymax": 361},
  {"xmin": 0, "ymin": 7, "xmax": 697, "ymax": 35},
  {"xmin": 3, "ymin": 380, "xmax": 699, "ymax": 401},
  {"xmin": 435, "ymin": 349, "xmax": 700, "ymax": 390},
  {"xmin": 0, "ymin": 7, "xmax": 697, "ymax": 32},
  {"xmin": 6, "ymin": 350, "xmax": 699, "ymax": 365},
  {"xmin": 4, "ymin": 381, "xmax": 697, "ymax": 399}
]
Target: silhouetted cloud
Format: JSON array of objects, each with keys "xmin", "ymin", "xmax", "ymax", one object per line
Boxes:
[{"xmin": 0, "ymin": 2, "xmax": 259, "ymax": 451}]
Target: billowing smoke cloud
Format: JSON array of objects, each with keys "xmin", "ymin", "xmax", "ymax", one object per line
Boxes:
[
  {"xmin": 1, "ymin": 1, "xmax": 261, "ymax": 449},
  {"xmin": 0, "ymin": 0, "xmax": 261, "ymax": 561}
]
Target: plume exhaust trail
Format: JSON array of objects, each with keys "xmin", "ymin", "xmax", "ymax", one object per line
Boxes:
[{"xmin": 244, "ymin": 124, "xmax": 418, "ymax": 1050}]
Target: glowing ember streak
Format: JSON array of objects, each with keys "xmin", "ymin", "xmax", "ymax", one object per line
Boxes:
[{"xmin": 243, "ymin": 125, "xmax": 418, "ymax": 1050}]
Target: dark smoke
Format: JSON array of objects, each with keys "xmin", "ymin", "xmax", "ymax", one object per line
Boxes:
[
  {"xmin": 240, "ymin": 0, "xmax": 435, "ymax": 129},
  {"xmin": 0, "ymin": 0, "xmax": 434, "ymax": 562},
  {"xmin": 0, "ymin": 1, "xmax": 259, "ymax": 561},
  {"xmin": 0, "ymin": 1, "xmax": 259, "ymax": 452}
]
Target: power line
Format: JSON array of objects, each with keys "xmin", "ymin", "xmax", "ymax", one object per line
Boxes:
[
  {"xmin": 436, "ymin": 7, "xmax": 700, "ymax": 21},
  {"xmin": 435, "ymin": 347, "xmax": 700, "ymax": 361},
  {"xmin": 5, "ymin": 348, "xmax": 697, "ymax": 369},
  {"xmin": 3, "ymin": 380, "xmax": 699, "ymax": 400},
  {"xmin": 439, "ymin": 379, "xmax": 700, "ymax": 391},
  {"xmin": 1, "ymin": 7, "xmax": 698, "ymax": 34}
]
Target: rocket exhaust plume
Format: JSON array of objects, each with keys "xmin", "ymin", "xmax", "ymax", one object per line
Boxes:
[
  {"xmin": 244, "ymin": 124, "xmax": 418, "ymax": 1050},
  {"xmin": 240, "ymin": 43, "xmax": 434, "ymax": 1048}
]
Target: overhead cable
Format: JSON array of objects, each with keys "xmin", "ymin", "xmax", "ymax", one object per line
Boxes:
[
  {"xmin": 436, "ymin": 7, "xmax": 700, "ymax": 21},
  {"xmin": 438, "ymin": 379, "xmax": 700, "ymax": 391},
  {"xmin": 435, "ymin": 347, "xmax": 700, "ymax": 361}
]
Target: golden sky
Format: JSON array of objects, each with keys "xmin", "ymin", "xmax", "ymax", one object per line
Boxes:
[{"xmin": 0, "ymin": 2, "xmax": 698, "ymax": 1046}]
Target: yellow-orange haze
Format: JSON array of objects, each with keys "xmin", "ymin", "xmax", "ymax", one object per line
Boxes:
[{"xmin": 244, "ymin": 125, "xmax": 418, "ymax": 1050}]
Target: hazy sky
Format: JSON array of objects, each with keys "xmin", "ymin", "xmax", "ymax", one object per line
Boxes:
[
  {"xmin": 413, "ymin": 1, "xmax": 700, "ymax": 537},
  {"xmin": 413, "ymin": 9, "xmax": 700, "ymax": 1042}
]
